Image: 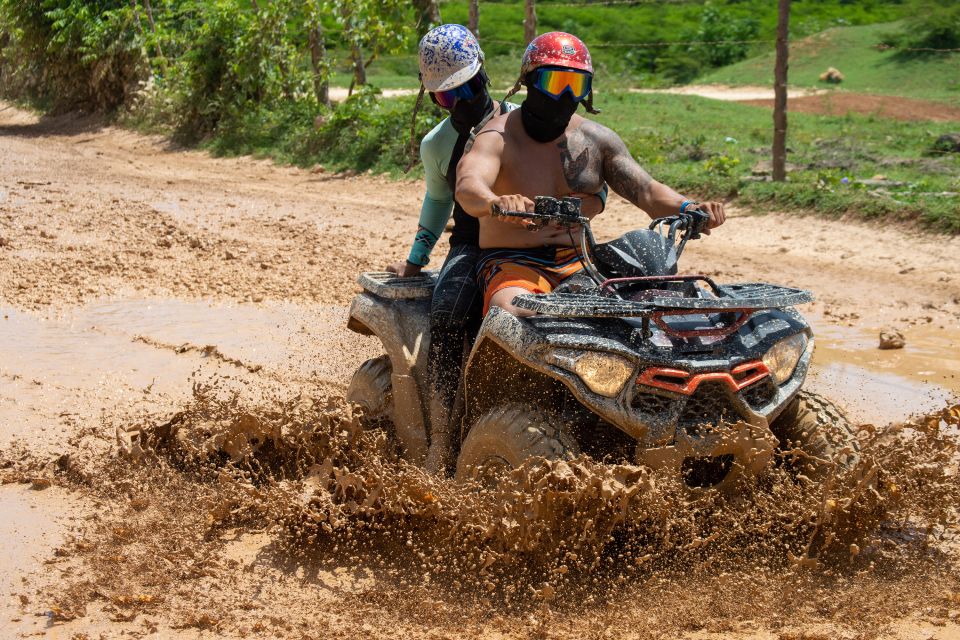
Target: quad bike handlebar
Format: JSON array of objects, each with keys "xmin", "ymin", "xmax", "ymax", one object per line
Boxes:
[
  {"xmin": 491, "ymin": 196, "xmax": 711, "ymax": 296},
  {"xmin": 490, "ymin": 195, "xmax": 589, "ymax": 229}
]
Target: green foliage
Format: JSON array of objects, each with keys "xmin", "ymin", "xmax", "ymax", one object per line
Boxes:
[
  {"xmin": 308, "ymin": 86, "xmax": 440, "ymax": 172},
  {"xmin": 687, "ymin": 4, "xmax": 760, "ymax": 68},
  {"xmin": 704, "ymin": 154, "xmax": 741, "ymax": 177},
  {"xmin": 0, "ymin": 0, "xmax": 145, "ymax": 110},
  {"xmin": 332, "ymin": 0, "xmax": 412, "ymax": 70},
  {"xmin": 0, "ymin": 0, "xmax": 413, "ymax": 126}
]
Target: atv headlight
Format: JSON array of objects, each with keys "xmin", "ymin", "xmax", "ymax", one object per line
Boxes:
[
  {"xmin": 572, "ymin": 352, "xmax": 634, "ymax": 398},
  {"xmin": 762, "ymin": 333, "xmax": 808, "ymax": 385}
]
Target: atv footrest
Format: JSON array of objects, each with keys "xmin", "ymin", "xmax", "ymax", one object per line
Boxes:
[{"xmin": 358, "ymin": 271, "xmax": 437, "ymax": 300}]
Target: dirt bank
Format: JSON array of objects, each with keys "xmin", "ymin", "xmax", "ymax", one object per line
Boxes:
[
  {"xmin": 741, "ymin": 92, "xmax": 960, "ymax": 122},
  {"xmin": 1, "ymin": 101, "xmax": 959, "ymax": 639},
  {"xmin": 630, "ymin": 84, "xmax": 827, "ymax": 101}
]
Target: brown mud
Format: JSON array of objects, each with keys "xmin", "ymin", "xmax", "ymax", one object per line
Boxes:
[{"xmin": 2, "ymin": 101, "xmax": 960, "ymax": 638}]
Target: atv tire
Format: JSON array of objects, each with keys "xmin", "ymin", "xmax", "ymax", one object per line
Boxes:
[
  {"xmin": 346, "ymin": 355, "xmax": 397, "ymax": 455},
  {"xmin": 772, "ymin": 390, "xmax": 860, "ymax": 481},
  {"xmin": 455, "ymin": 403, "xmax": 580, "ymax": 485}
]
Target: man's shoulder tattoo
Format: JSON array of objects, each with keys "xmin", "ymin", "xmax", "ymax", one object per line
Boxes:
[{"xmin": 557, "ymin": 126, "xmax": 602, "ymax": 193}]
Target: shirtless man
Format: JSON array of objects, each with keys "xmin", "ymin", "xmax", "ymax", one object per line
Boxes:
[{"xmin": 456, "ymin": 32, "xmax": 727, "ymax": 317}]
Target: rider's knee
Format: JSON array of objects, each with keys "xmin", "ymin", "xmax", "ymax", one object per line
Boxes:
[{"xmin": 489, "ymin": 289, "xmax": 536, "ymax": 317}]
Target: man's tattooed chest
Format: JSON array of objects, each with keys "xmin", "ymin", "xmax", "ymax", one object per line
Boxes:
[{"xmin": 557, "ymin": 130, "xmax": 604, "ymax": 194}]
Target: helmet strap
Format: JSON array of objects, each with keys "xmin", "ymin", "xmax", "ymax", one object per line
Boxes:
[
  {"xmin": 583, "ymin": 91, "xmax": 601, "ymax": 115},
  {"xmin": 405, "ymin": 85, "xmax": 426, "ymax": 173},
  {"xmin": 500, "ymin": 77, "xmax": 524, "ymax": 107}
]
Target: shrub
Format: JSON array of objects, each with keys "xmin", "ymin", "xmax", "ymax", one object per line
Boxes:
[
  {"xmin": 0, "ymin": 0, "xmax": 146, "ymax": 111},
  {"xmin": 881, "ymin": 2, "xmax": 960, "ymax": 54}
]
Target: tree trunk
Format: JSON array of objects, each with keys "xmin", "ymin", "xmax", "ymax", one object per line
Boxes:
[
  {"xmin": 309, "ymin": 23, "xmax": 331, "ymax": 108},
  {"xmin": 524, "ymin": 0, "xmax": 537, "ymax": 44},
  {"xmin": 772, "ymin": 0, "xmax": 790, "ymax": 182},
  {"xmin": 412, "ymin": 0, "xmax": 442, "ymax": 38},
  {"xmin": 130, "ymin": 0, "xmax": 145, "ymax": 35},
  {"xmin": 350, "ymin": 42, "xmax": 367, "ymax": 96},
  {"xmin": 469, "ymin": 0, "xmax": 479, "ymax": 37},
  {"xmin": 137, "ymin": 0, "xmax": 165, "ymax": 61}
]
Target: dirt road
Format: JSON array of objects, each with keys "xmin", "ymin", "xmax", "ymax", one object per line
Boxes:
[{"xmin": 2, "ymin": 101, "xmax": 959, "ymax": 639}]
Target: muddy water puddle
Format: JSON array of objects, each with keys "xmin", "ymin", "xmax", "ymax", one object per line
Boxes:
[
  {"xmin": 808, "ymin": 317, "xmax": 959, "ymax": 424},
  {"xmin": 0, "ymin": 298, "xmax": 379, "ymax": 448},
  {"xmin": 0, "ymin": 484, "xmax": 78, "ymax": 632},
  {"xmin": 1, "ymin": 297, "xmax": 377, "ymax": 383}
]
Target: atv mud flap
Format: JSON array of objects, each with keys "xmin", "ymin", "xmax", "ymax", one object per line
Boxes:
[
  {"xmin": 390, "ymin": 373, "xmax": 428, "ymax": 465},
  {"xmin": 636, "ymin": 421, "xmax": 778, "ymax": 489}
]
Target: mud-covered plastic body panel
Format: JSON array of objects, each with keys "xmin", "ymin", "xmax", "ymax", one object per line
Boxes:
[
  {"xmin": 464, "ymin": 301, "xmax": 812, "ymax": 449},
  {"xmin": 347, "ymin": 272, "xmax": 436, "ymax": 463}
]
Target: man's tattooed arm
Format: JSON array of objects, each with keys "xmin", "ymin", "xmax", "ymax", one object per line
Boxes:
[
  {"xmin": 558, "ymin": 125, "xmax": 608, "ymax": 216},
  {"xmin": 586, "ymin": 121, "xmax": 686, "ymax": 219}
]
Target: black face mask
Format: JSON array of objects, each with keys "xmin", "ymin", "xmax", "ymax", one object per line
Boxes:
[
  {"xmin": 520, "ymin": 85, "xmax": 579, "ymax": 143},
  {"xmin": 450, "ymin": 90, "xmax": 493, "ymax": 136}
]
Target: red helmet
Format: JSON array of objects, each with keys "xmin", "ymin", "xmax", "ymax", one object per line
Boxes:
[{"xmin": 521, "ymin": 32, "xmax": 593, "ymax": 77}]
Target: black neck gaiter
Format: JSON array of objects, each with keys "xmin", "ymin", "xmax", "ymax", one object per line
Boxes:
[
  {"xmin": 445, "ymin": 92, "xmax": 494, "ymax": 248},
  {"xmin": 450, "ymin": 91, "xmax": 493, "ymax": 136},
  {"xmin": 520, "ymin": 87, "xmax": 579, "ymax": 143}
]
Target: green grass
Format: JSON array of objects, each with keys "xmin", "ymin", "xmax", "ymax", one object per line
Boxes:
[
  {"xmin": 700, "ymin": 21, "xmax": 960, "ymax": 103},
  {"xmin": 593, "ymin": 92, "xmax": 959, "ymax": 230},
  {"xmin": 174, "ymin": 88, "xmax": 959, "ymax": 233}
]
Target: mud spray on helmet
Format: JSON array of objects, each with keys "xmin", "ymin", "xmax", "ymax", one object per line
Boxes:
[
  {"xmin": 407, "ymin": 24, "xmax": 491, "ymax": 169},
  {"xmin": 502, "ymin": 31, "xmax": 601, "ymax": 143}
]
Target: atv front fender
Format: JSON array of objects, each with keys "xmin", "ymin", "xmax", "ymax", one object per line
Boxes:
[{"xmin": 348, "ymin": 291, "xmax": 431, "ymax": 463}]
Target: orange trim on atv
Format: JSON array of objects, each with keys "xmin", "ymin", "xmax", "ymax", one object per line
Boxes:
[{"xmin": 638, "ymin": 361, "xmax": 770, "ymax": 396}]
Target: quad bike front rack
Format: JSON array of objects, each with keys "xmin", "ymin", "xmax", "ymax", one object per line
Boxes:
[{"xmin": 511, "ymin": 281, "xmax": 813, "ymax": 339}]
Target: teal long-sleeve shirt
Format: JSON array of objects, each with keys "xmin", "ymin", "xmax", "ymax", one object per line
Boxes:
[{"xmin": 407, "ymin": 117, "xmax": 459, "ymax": 267}]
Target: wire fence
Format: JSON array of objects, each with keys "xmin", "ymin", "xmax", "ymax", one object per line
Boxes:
[
  {"xmin": 439, "ymin": 0, "xmax": 699, "ymax": 4},
  {"xmin": 482, "ymin": 38, "xmax": 775, "ymax": 48}
]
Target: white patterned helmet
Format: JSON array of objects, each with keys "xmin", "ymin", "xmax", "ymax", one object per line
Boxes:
[{"xmin": 418, "ymin": 24, "xmax": 484, "ymax": 92}]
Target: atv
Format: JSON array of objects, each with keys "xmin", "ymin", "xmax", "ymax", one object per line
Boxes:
[{"xmin": 346, "ymin": 198, "xmax": 857, "ymax": 489}]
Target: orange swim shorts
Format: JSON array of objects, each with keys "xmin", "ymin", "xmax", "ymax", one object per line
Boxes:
[{"xmin": 476, "ymin": 246, "xmax": 584, "ymax": 314}]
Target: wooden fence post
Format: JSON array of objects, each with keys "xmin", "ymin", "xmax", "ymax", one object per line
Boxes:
[
  {"xmin": 524, "ymin": 0, "xmax": 537, "ymax": 44},
  {"xmin": 469, "ymin": 0, "xmax": 479, "ymax": 37},
  {"xmin": 772, "ymin": 0, "xmax": 791, "ymax": 182}
]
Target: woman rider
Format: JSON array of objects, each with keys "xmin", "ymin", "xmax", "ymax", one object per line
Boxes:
[{"xmin": 388, "ymin": 24, "xmax": 606, "ymax": 474}]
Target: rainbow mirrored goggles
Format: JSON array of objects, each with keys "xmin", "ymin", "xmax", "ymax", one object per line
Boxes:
[
  {"xmin": 429, "ymin": 72, "xmax": 487, "ymax": 109},
  {"xmin": 532, "ymin": 67, "xmax": 592, "ymax": 101}
]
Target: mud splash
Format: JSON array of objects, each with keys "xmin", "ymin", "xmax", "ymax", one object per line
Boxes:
[{"xmin": 7, "ymin": 383, "xmax": 955, "ymax": 637}]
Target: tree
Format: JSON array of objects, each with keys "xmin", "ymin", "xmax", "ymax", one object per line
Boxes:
[
  {"xmin": 307, "ymin": 17, "xmax": 330, "ymax": 107},
  {"xmin": 332, "ymin": 0, "xmax": 412, "ymax": 94},
  {"xmin": 412, "ymin": 0, "xmax": 441, "ymax": 38}
]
